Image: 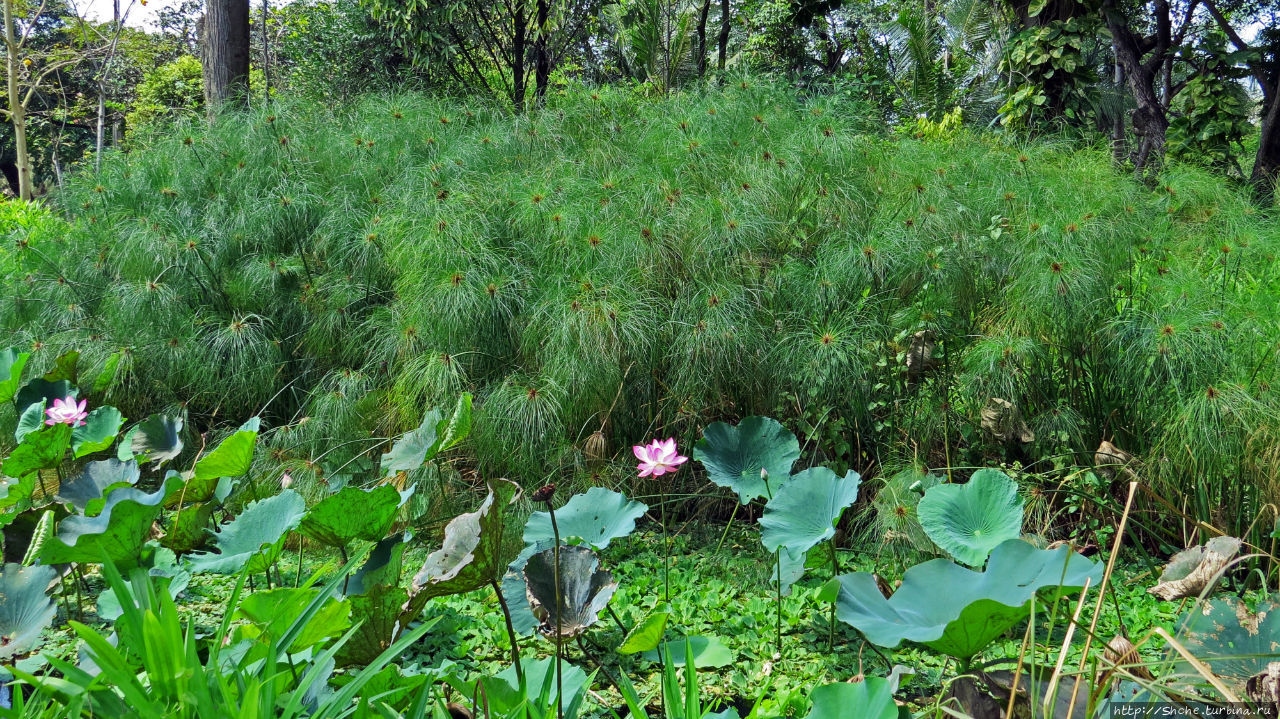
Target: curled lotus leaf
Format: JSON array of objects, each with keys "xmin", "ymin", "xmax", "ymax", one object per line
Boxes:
[
  {"xmin": 834, "ymin": 538, "xmax": 1101, "ymax": 659},
  {"xmin": 186, "ymin": 490, "xmax": 305, "ymax": 575},
  {"xmin": 1149, "ymin": 536, "xmax": 1241, "ymax": 602},
  {"xmin": 0, "ymin": 563, "xmax": 58, "ymax": 661},
  {"xmin": 56, "ymin": 459, "xmax": 140, "ymax": 515},
  {"xmin": 523, "ymin": 545, "xmax": 617, "ymax": 639},
  {"xmin": 693, "ymin": 416, "xmax": 800, "ymax": 504},
  {"xmin": 41, "ymin": 477, "xmax": 179, "ymax": 570}
]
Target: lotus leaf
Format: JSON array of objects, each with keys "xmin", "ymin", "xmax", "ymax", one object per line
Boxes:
[
  {"xmin": 118, "ymin": 413, "xmax": 184, "ymax": 465},
  {"xmin": 618, "ymin": 608, "xmax": 670, "ymax": 654},
  {"xmin": 56, "ymin": 459, "xmax": 140, "ymax": 515},
  {"xmin": 0, "ymin": 348, "xmax": 29, "ymax": 404},
  {"xmin": 522, "ymin": 487, "xmax": 647, "ymax": 553},
  {"xmin": 347, "ymin": 532, "xmax": 411, "ymax": 596},
  {"xmin": 761, "ymin": 467, "xmax": 861, "ymax": 554},
  {"xmin": 380, "ymin": 394, "xmax": 472, "ymax": 476},
  {"xmin": 3, "ymin": 423, "xmax": 72, "ymax": 479},
  {"xmin": 917, "ymin": 469, "xmax": 1024, "ymax": 566},
  {"xmin": 0, "ymin": 563, "xmax": 58, "ymax": 661},
  {"xmin": 523, "ymin": 545, "xmax": 617, "ymax": 639},
  {"xmin": 693, "ymin": 416, "xmax": 800, "ymax": 504},
  {"xmin": 337, "ymin": 584, "xmax": 411, "ymax": 667},
  {"xmin": 641, "ymin": 635, "xmax": 734, "ymax": 668},
  {"xmin": 1174, "ymin": 595, "xmax": 1280, "ymax": 696},
  {"xmin": 771, "ymin": 545, "xmax": 808, "ymax": 597},
  {"xmin": 71, "ymin": 407, "xmax": 125, "ymax": 458},
  {"xmin": 186, "ymin": 490, "xmax": 305, "ymax": 574},
  {"xmin": 14, "ymin": 379, "xmax": 71, "ymax": 417},
  {"xmin": 803, "ymin": 679, "xmax": 900, "ymax": 719},
  {"xmin": 406, "ymin": 479, "xmax": 519, "ymax": 614},
  {"xmin": 191, "ymin": 417, "xmax": 260, "ymax": 482},
  {"xmin": 41, "ymin": 477, "xmax": 179, "ymax": 569},
  {"xmin": 298, "ymin": 484, "xmax": 403, "ymax": 548},
  {"xmin": 834, "ymin": 538, "xmax": 1101, "ymax": 659},
  {"xmin": 14, "ymin": 401, "xmax": 46, "ymax": 444},
  {"xmin": 237, "ymin": 587, "xmax": 352, "ymax": 652}
]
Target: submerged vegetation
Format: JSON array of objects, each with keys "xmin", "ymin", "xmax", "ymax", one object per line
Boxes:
[{"xmin": 2, "ymin": 82, "xmax": 1279, "ymax": 717}]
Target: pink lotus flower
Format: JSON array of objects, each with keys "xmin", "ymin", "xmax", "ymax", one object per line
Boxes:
[
  {"xmin": 45, "ymin": 396, "xmax": 88, "ymax": 427},
  {"xmin": 633, "ymin": 438, "xmax": 688, "ymax": 477}
]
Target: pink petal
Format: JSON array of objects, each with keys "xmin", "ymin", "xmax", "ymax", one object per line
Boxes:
[
  {"xmin": 44, "ymin": 418, "xmax": 56, "ymax": 425},
  {"xmin": 77, "ymin": 399, "xmax": 87, "ymax": 412},
  {"xmin": 661, "ymin": 438, "xmax": 677, "ymax": 454},
  {"xmin": 672, "ymin": 455, "xmax": 688, "ymax": 465},
  {"xmin": 632, "ymin": 445, "xmax": 651, "ymax": 462},
  {"xmin": 637, "ymin": 464, "xmax": 655, "ymax": 477}
]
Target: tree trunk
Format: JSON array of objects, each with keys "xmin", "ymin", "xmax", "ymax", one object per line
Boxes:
[
  {"xmin": 717, "ymin": 0, "xmax": 729, "ymax": 72},
  {"xmin": 1251, "ymin": 79, "xmax": 1280, "ymax": 203},
  {"xmin": 533, "ymin": 0, "xmax": 549, "ymax": 102},
  {"xmin": 1104, "ymin": 0, "xmax": 1168, "ymax": 176},
  {"xmin": 695, "ymin": 0, "xmax": 711, "ymax": 77},
  {"xmin": 202, "ymin": 0, "xmax": 251, "ymax": 118},
  {"xmin": 3, "ymin": 0, "xmax": 31, "ymax": 200},
  {"xmin": 513, "ymin": 2, "xmax": 527, "ymax": 110},
  {"xmin": 1110, "ymin": 40, "xmax": 1125, "ymax": 165}
]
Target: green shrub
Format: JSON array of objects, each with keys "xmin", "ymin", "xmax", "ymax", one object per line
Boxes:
[{"xmin": 124, "ymin": 56, "xmax": 205, "ymax": 134}]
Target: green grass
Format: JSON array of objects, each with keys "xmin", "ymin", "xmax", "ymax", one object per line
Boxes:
[{"xmin": 2, "ymin": 79, "xmax": 1277, "ymax": 537}]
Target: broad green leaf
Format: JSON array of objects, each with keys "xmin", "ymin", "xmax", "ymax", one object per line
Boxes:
[
  {"xmin": 2, "ymin": 423, "xmax": 72, "ymax": 479},
  {"xmin": 0, "ymin": 474, "xmax": 37, "ymax": 525},
  {"xmin": 523, "ymin": 545, "xmax": 617, "ymax": 639},
  {"xmin": 0, "ymin": 348, "xmax": 29, "ymax": 403},
  {"xmin": 433, "ymin": 392, "xmax": 473, "ymax": 455},
  {"xmin": 56, "ymin": 458, "xmax": 140, "ymax": 515},
  {"xmin": 298, "ymin": 484, "xmax": 402, "ymax": 548},
  {"xmin": 336, "ymin": 583, "xmax": 410, "ymax": 667},
  {"xmin": 162, "ymin": 501, "xmax": 217, "ymax": 552},
  {"xmin": 771, "ymin": 544, "xmax": 808, "ymax": 597},
  {"xmin": 641, "ymin": 635, "xmax": 734, "ymax": 669},
  {"xmin": 834, "ymin": 539, "xmax": 1100, "ymax": 659},
  {"xmin": 237, "ymin": 588, "xmax": 352, "ymax": 653},
  {"xmin": 347, "ymin": 532, "xmax": 411, "ymax": 596},
  {"xmin": 803, "ymin": 679, "xmax": 899, "ymax": 719},
  {"xmin": 71, "ymin": 407, "xmax": 125, "ymax": 458},
  {"xmin": 15, "ymin": 378, "xmax": 72, "ymax": 417},
  {"xmin": 41, "ymin": 478, "xmax": 179, "ymax": 570},
  {"xmin": 118, "ymin": 413, "xmax": 184, "ymax": 466},
  {"xmin": 405, "ymin": 479, "xmax": 520, "ymax": 613},
  {"xmin": 14, "ymin": 401, "xmax": 45, "ymax": 444},
  {"xmin": 760, "ymin": 467, "xmax": 861, "ymax": 554},
  {"xmin": 917, "ymin": 469, "xmax": 1023, "ymax": 566},
  {"xmin": 1174, "ymin": 595, "xmax": 1280, "ymax": 695},
  {"xmin": 0, "ymin": 563, "xmax": 58, "ymax": 661},
  {"xmin": 379, "ymin": 408, "xmax": 442, "ymax": 475},
  {"xmin": 192, "ymin": 417, "xmax": 261, "ymax": 481},
  {"xmin": 92, "ymin": 351, "xmax": 123, "ymax": 393},
  {"xmin": 186, "ymin": 490, "xmax": 306, "ymax": 575},
  {"xmin": 618, "ymin": 608, "xmax": 670, "ymax": 654},
  {"xmin": 694, "ymin": 416, "xmax": 800, "ymax": 504},
  {"xmin": 41, "ymin": 351, "xmax": 79, "ymax": 383},
  {"xmin": 522, "ymin": 487, "xmax": 647, "ymax": 553}
]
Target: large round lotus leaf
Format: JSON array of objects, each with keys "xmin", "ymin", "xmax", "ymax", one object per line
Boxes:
[
  {"xmin": 917, "ymin": 469, "xmax": 1024, "ymax": 566},
  {"xmin": 14, "ymin": 378, "xmax": 71, "ymax": 418},
  {"xmin": 56, "ymin": 459, "xmax": 140, "ymax": 515},
  {"xmin": 803, "ymin": 679, "xmax": 900, "ymax": 719},
  {"xmin": 641, "ymin": 635, "xmax": 734, "ymax": 668},
  {"xmin": 2, "ymin": 423, "xmax": 72, "ymax": 479},
  {"xmin": 771, "ymin": 545, "xmax": 808, "ymax": 597},
  {"xmin": 0, "ymin": 348, "xmax": 29, "ymax": 404},
  {"xmin": 41, "ymin": 477, "xmax": 179, "ymax": 570},
  {"xmin": 298, "ymin": 484, "xmax": 402, "ymax": 548},
  {"xmin": 118, "ymin": 413, "xmax": 184, "ymax": 466},
  {"xmin": 163, "ymin": 500, "xmax": 218, "ymax": 552},
  {"xmin": 523, "ymin": 545, "xmax": 617, "ymax": 639},
  {"xmin": 478, "ymin": 657, "xmax": 590, "ymax": 719},
  {"xmin": 406, "ymin": 479, "xmax": 520, "ymax": 613},
  {"xmin": 237, "ymin": 587, "xmax": 352, "ymax": 653},
  {"xmin": 186, "ymin": 490, "xmax": 306, "ymax": 574},
  {"xmin": 760, "ymin": 467, "xmax": 861, "ymax": 554},
  {"xmin": 693, "ymin": 416, "xmax": 800, "ymax": 504},
  {"xmin": 192, "ymin": 417, "xmax": 261, "ymax": 482},
  {"xmin": 522, "ymin": 487, "xmax": 647, "ymax": 553},
  {"xmin": 0, "ymin": 563, "xmax": 58, "ymax": 661},
  {"xmin": 1174, "ymin": 595, "xmax": 1280, "ymax": 696},
  {"xmin": 336, "ymin": 584, "xmax": 410, "ymax": 667},
  {"xmin": 833, "ymin": 538, "xmax": 1101, "ymax": 660},
  {"xmin": 71, "ymin": 407, "xmax": 125, "ymax": 459}
]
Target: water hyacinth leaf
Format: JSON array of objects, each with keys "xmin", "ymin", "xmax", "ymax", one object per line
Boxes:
[
  {"xmin": 0, "ymin": 348, "xmax": 29, "ymax": 404},
  {"xmin": 522, "ymin": 487, "xmax": 647, "ymax": 552},
  {"xmin": 298, "ymin": 484, "xmax": 403, "ymax": 548},
  {"xmin": 694, "ymin": 416, "xmax": 801, "ymax": 504},
  {"xmin": 3, "ymin": 423, "xmax": 72, "ymax": 479},
  {"xmin": 118, "ymin": 413, "xmax": 184, "ymax": 466},
  {"xmin": 191, "ymin": 417, "xmax": 261, "ymax": 482},
  {"xmin": 186, "ymin": 490, "xmax": 305, "ymax": 574},
  {"xmin": 523, "ymin": 545, "xmax": 617, "ymax": 639},
  {"xmin": 56, "ymin": 458, "xmax": 140, "ymax": 515},
  {"xmin": 917, "ymin": 469, "xmax": 1024, "ymax": 566},
  {"xmin": 834, "ymin": 539, "xmax": 1101, "ymax": 659},
  {"xmin": 641, "ymin": 635, "xmax": 734, "ymax": 669},
  {"xmin": 618, "ymin": 608, "xmax": 671, "ymax": 654},
  {"xmin": 0, "ymin": 563, "xmax": 58, "ymax": 661},
  {"xmin": 406, "ymin": 479, "xmax": 519, "ymax": 612},
  {"xmin": 803, "ymin": 679, "xmax": 900, "ymax": 719},
  {"xmin": 71, "ymin": 407, "xmax": 125, "ymax": 458},
  {"xmin": 40, "ymin": 478, "xmax": 179, "ymax": 570},
  {"xmin": 761, "ymin": 467, "xmax": 861, "ymax": 554},
  {"xmin": 14, "ymin": 379, "xmax": 71, "ymax": 417},
  {"xmin": 237, "ymin": 587, "xmax": 352, "ymax": 653}
]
